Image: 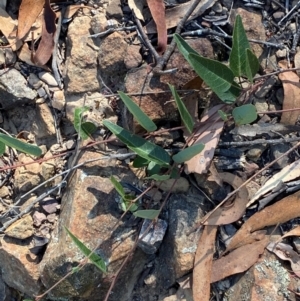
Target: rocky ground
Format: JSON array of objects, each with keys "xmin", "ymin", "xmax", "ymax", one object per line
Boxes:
[{"xmin": 1, "ymin": 0, "xmax": 300, "ymax": 300}]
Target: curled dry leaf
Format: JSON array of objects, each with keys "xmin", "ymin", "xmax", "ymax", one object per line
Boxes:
[
  {"xmin": 204, "ymin": 173, "xmax": 248, "ymax": 225},
  {"xmin": 227, "ymin": 190, "xmax": 300, "ymax": 252},
  {"xmin": 129, "ymin": 0, "xmax": 146, "ymax": 21},
  {"xmin": 32, "ymin": 0, "xmax": 56, "ymax": 66},
  {"xmin": 248, "ymin": 159, "xmax": 300, "ymax": 206},
  {"xmin": 146, "ymin": 0, "xmax": 167, "ymax": 55},
  {"xmin": 211, "ymin": 237, "xmax": 269, "ymax": 283},
  {"xmin": 17, "ymin": 0, "xmax": 45, "ymax": 40},
  {"xmin": 278, "ymin": 60, "xmax": 300, "ymax": 125},
  {"xmin": 184, "ymin": 105, "xmax": 225, "ymax": 174},
  {"xmin": 267, "ymin": 242, "xmax": 300, "ymax": 277},
  {"xmin": 193, "ymin": 225, "xmax": 217, "ymax": 301},
  {"xmin": 146, "ymin": 0, "xmax": 217, "ymax": 34},
  {"xmin": 276, "ymin": 225, "xmax": 300, "ymax": 243}
]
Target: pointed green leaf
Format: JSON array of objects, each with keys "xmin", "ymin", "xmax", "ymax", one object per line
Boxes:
[
  {"xmin": 218, "ymin": 110, "xmax": 228, "ymax": 121},
  {"xmin": 133, "ymin": 209, "xmax": 160, "ymax": 219},
  {"xmin": 172, "ymin": 143, "xmax": 205, "ymax": 163},
  {"xmin": 133, "ymin": 156, "xmax": 149, "ymax": 168},
  {"xmin": 245, "ymin": 48, "xmax": 260, "ymax": 82},
  {"xmin": 232, "ymin": 104, "xmax": 257, "ymax": 125},
  {"xmin": 0, "ymin": 141, "xmax": 6, "ymax": 155},
  {"xmin": 74, "ymin": 107, "xmax": 97, "ymax": 140},
  {"xmin": 214, "ymin": 83, "xmax": 241, "ymax": 103},
  {"xmin": 188, "ymin": 53, "xmax": 235, "ymax": 93},
  {"xmin": 110, "ymin": 176, "xmax": 126, "ymax": 199},
  {"xmin": 118, "ymin": 91, "xmax": 157, "ymax": 132},
  {"xmin": 0, "ymin": 134, "xmax": 42, "ymax": 156},
  {"xmin": 145, "ymin": 174, "xmax": 170, "ymax": 181},
  {"xmin": 230, "ymin": 15, "xmax": 251, "ymax": 77},
  {"xmin": 147, "ymin": 161, "xmax": 161, "ymax": 176},
  {"xmin": 103, "ymin": 120, "xmax": 170, "ymax": 166},
  {"xmin": 168, "ymin": 84, "xmax": 194, "ymax": 133},
  {"xmin": 65, "ymin": 227, "xmax": 107, "ymax": 273}
]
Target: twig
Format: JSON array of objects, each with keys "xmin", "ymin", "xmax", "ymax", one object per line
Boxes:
[{"xmin": 218, "ymin": 136, "xmax": 300, "ymax": 146}]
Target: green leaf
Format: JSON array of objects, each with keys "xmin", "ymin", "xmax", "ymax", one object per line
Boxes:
[
  {"xmin": 215, "ymin": 82, "xmax": 241, "ymax": 103},
  {"xmin": 245, "ymin": 48, "xmax": 260, "ymax": 82},
  {"xmin": 147, "ymin": 161, "xmax": 161, "ymax": 176},
  {"xmin": 0, "ymin": 134, "xmax": 42, "ymax": 156},
  {"xmin": 133, "ymin": 156, "xmax": 149, "ymax": 168},
  {"xmin": 118, "ymin": 91, "xmax": 157, "ymax": 132},
  {"xmin": 145, "ymin": 174, "xmax": 170, "ymax": 181},
  {"xmin": 74, "ymin": 107, "xmax": 97, "ymax": 140},
  {"xmin": 230, "ymin": 15, "xmax": 251, "ymax": 77},
  {"xmin": 65, "ymin": 227, "xmax": 107, "ymax": 273},
  {"xmin": 110, "ymin": 176, "xmax": 126, "ymax": 199},
  {"xmin": 0, "ymin": 141, "xmax": 5, "ymax": 155},
  {"xmin": 218, "ymin": 110, "xmax": 228, "ymax": 121},
  {"xmin": 174, "ymin": 33, "xmax": 199, "ymax": 65},
  {"xmin": 168, "ymin": 84, "xmax": 194, "ymax": 133},
  {"xmin": 103, "ymin": 120, "xmax": 171, "ymax": 166},
  {"xmin": 188, "ymin": 53, "xmax": 235, "ymax": 94},
  {"xmin": 133, "ymin": 209, "xmax": 160, "ymax": 219},
  {"xmin": 172, "ymin": 143, "xmax": 205, "ymax": 163},
  {"xmin": 232, "ymin": 104, "xmax": 257, "ymax": 125}
]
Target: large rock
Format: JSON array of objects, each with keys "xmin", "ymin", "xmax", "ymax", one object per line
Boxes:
[{"xmin": 39, "ymin": 151, "xmax": 148, "ymax": 300}]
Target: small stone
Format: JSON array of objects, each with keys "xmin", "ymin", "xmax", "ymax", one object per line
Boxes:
[
  {"xmin": 158, "ymin": 177, "xmax": 189, "ymax": 193},
  {"xmin": 246, "ymin": 145, "xmax": 267, "ymax": 162},
  {"xmin": 41, "ymin": 161, "xmax": 56, "ymax": 180},
  {"xmin": 5, "ymin": 215, "xmax": 34, "ymax": 239},
  {"xmin": 33, "ymin": 211, "xmax": 47, "ymax": 226},
  {"xmin": 0, "ymin": 186, "xmax": 10, "ymax": 198},
  {"xmin": 144, "ymin": 274, "xmax": 157, "ymax": 286},
  {"xmin": 276, "ymin": 48, "xmax": 287, "ymax": 58},
  {"xmin": 65, "ymin": 139, "xmax": 76, "ymax": 150},
  {"xmin": 270, "ymin": 144, "xmax": 292, "ymax": 169},
  {"xmin": 28, "ymin": 73, "xmax": 42, "ymax": 89},
  {"xmin": 212, "ymin": 2, "xmax": 223, "ymax": 13},
  {"xmin": 273, "ymin": 11, "xmax": 284, "ymax": 22},
  {"xmin": 36, "ymin": 87, "xmax": 46, "ymax": 98},
  {"xmin": 254, "ymin": 97, "xmax": 268, "ymax": 113},
  {"xmin": 47, "ymin": 213, "xmax": 57, "ymax": 223},
  {"xmin": 147, "ymin": 188, "xmax": 162, "ymax": 203},
  {"xmin": 38, "ymin": 72, "xmax": 58, "ymax": 86},
  {"xmin": 124, "ymin": 45, "xmax": 142, "ymax": 69},
  {"xmin": 106, "ymin": 0, "xmax": 123, "ymax": 19},
  {"xmin": 52, "ymin": 90, "xmax": 65, "ymax": 110}
]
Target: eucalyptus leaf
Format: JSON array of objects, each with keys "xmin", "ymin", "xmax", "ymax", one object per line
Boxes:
[
  {"xmin": 133, "ymin": 156, "xmax": 149, "ymax": 168},
  {"xmin": 103, "ymin": 120, "xmax": 171, "ymax": 166},
  {"xmin": 174, "ymin": 33, "xmax": 199, "ymax": 66},
  {"xmin": 110, "ymin": 176, "xmax": 126, "ymax": 199},
  {"xmin": 0, "ymin": 141, "xmax": 6, "ymax": 155},
  {"xmin": 147, "ymin": 161, "xmax": 161, "ymax": 176},
  {"xmin": 172, "ymin": 143, "xmax": 205, "ymax": 163},
  {"xmin": 74, "ymin": 107, "xmax": 97, "ymax": 140},
  {"xmin": 65, "ymin": 227, "xmax": 107, "ymax": 273},
  {"xmin": 118, "ymin": 91, "xmax": 157, "ymax": 132},
  {"xmin": 133, "ymin": 209, "xmax": 160, "ymax": 219},
  {"xmin": 245, "ymin": 48, "xmax": 260, "ymax": 82},
  {"xmin": 168, "ymin": 84, "xmax": 194, "ymax": 133},
  {"xmin": 0, "ymin": 134, "xmax": 42, "ymax": 157},
  {"xmin": 232, "ymin": 104, "xmax": 257, "ymax": 125},
  {"xmin": 229, "ymin": 14, "xmax": 251, "ymax": 77},
  {"xmin": 218, "ymin": 110, "xmax": 228, "ymax": 121}
]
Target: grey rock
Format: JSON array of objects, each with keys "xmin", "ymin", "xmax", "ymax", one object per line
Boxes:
[
  {"xmin": 106, "ymin": 0, "xmax": 123, "ymax": 19},
  {"xmin": 0, "ymin": 68, "xmax": 36, "ymax": 109},
  {"xmin": 270, "ymin": 144, "xmax": 292, "ymax": 169}
]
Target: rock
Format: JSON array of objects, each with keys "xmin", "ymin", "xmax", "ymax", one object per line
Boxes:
[
  {"xmin": 270, "ymin": 144, "xmax": 292, "ymax": 169},
  {"xmin": 33, "ymin": 211, "xmax": 47, "ymax": 227},
  {"xmin": 52, "ymin": 90, "xmax": 65, "ymax": 111},
  {"xmin": 32, "ymin": 102, "xmax": 56, "ymax": 139},
  {"xmin": 0, "ymin": 68, "xmax": 37, "ymax": 109},
  {"xmin": 246, "ymin": 145, "xmax": 267, "ymax": 162},
  {"xmin": 5, "ymin": 215, "xmax": 34, "ymax": 239},
  {"xmin": 125, "ymin": 38, "xmax": 214, "ymax": 132},
  {"xmin": 212, "ymin": 2, "xmax": 223, "ymax": 13},
  {"xmin": 98, "ymin": 32, "xmax": 128, "ymax": 79},
  {"xmin": 90, "ymin": 14, "xmax": 108, "ymax": 34},
  {"xmin": 0, "ymin": 186, "xmax": 10, "ymax": 198},
  {"xmin": 276, "ymin": 48, "xmax": 287, "ymax": 58},
  {"xmin": 124, "ymin": 45, "xmax": 142, "ymax": 69},
  {"xmin": 106, "ymin": 0, "xmax": 123, "ymax": 19},
  {"xmin": 0, "ymin": 236, "xmax": 41, "ymax": 296},
  {"xmin": 158, "ymin": 178, "xmax": 190, "ymax": 193},
  {"xmin": 253, "ymin": 96, "xmax": 268, "ymax": 113},
  {"xmin": 273, "ymin": 11, "xmax": 285, "ymax": 22},
  {"xmin": 65, "ymin": 16, "xmax": 100, "ymax": 94},
  {"xmin": 27, "ymin": 73, "xmax": 43, "ymax": 89},
  {"xmin": 38, "ymin": 72, "xmax": 57, "ymax": 86},
  {"xmin": 41, "ymin": 161, "xmax": 56, "ymax": 181},
  {"xmin": 39, "ymin": 151, "xmax": 148, "ymax": 300},
  {"xmin": 0, "ymin": 49, "xmax": 16, "ymax": 67}
]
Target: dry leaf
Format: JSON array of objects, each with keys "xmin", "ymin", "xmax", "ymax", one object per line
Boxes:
[
  {"xmin": 23, "ymin": 13, "xmax": 43, "ymax": 42},
  {"xmin": 146, "ymin": 0, "xmax": 216, "ymax": 34},
  {"xmin": 274, "ymin": 225, "xmax": 300, "ymax": 245},
  {"xmin": 204, "ymin": 173, "xmax": 248, "ymax": 225},
  {"xmin": 267, "ymin": 242, "xmax": 300, "ymax": 277},
  {"xmin": 17, "ymin": 0, "xmax": 45, "ymax": 40},
  {"xmin": 146, "ymin": 0, "xmax": 167, "ymax": 54},
  {"xmin": 193, "ymin": 225, "xmax": 217, "ymax": 301},
  {"xmin": 129, "ymin": 0, "xmax": 146, "ymax": 21},
  {"xmin": 278, "ymin": 60, "xmax": 300, "ymax": 125},
  {"xmin": 248, "ymin": 159, "xmax": 300, "ymax": 206},
  {"xmin": 17, "ymin": 43, "xmax": 36, "ymax": 66},
  {"xmin": 32, "ymin": 0, "xmax": 56, "ymax": 66},
  {"xmin": 227, "ymin": 190, "xmax": 300, "ymax": 252},
  {"xmin": 0, "ymin": 7, "xmax": 22, "ymax": 51},
  {"xmin": 184, "ymin": 105, "xmax": 225, "ymax": 174},
  {"xmin": 211, "ymin": 237, "xmax": 268, "ymax": 283}
]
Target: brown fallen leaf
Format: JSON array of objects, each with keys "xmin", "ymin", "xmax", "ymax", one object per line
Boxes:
[
  {"xmin": 227, "ymin": 190, "xmax": 300, "ymax": 252},
  {"xmin": 146, "ymin": 0, "xmax": 217, "ymax": 34},
  {"xmin": 267, "ymin": 242, "xmax": 300, "ymax": 277},
  {"xmin": 184, "ymin": 105, "xmax": 225, "ymax": 174},
  {"xmin": 278, "ymin": 60, "xmax": 300, "ymax": 125},
  {"xmin": 204, "ymin": 173, "xmax": 248, "ymax": 225},
  {"xmin": 146, "ymin": 0, "xmax": 167, "ymax": 54},
  {"xmin": 17, "ymin": 0, "xmax": 45, "ymax": 40},
  {"xmin": 193, "ymin": 225, "xmax": 217, "ymax": 301},
  {"xmin": 32, "ymin": 0, "xmax": 56, "ymax": 66},
  {"xmin": 211, "ymin": 237, "xmax": 269, "ymax": 283}
]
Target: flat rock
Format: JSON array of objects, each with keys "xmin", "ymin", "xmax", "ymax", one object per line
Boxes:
[
  {"xmin": 4, "ymin": 215, "xmax": 34, "ymax": 239},
  {"xmin": 0, "ymin": 68, "xmax": 37, "ymax": 109},
  {"xmin": 65, "ymin": 16, "xmax": 100, "ymax": 94},
  {"xmin": 39, "ymin": 151, "xmax": 148, "ymax": 300}
]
